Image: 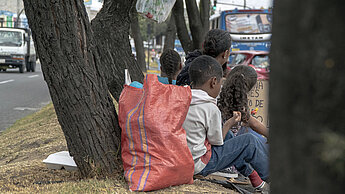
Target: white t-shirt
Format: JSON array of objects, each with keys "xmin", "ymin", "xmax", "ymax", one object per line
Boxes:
[{"xmin": 182, "ymin": 89, "xmax": 224, "ymax": 174}]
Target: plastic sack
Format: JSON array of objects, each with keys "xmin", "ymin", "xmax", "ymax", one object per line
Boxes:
[
  {"xmin": 119, "ymin": 74, "xmax": 194, "ymax": 191},
  {"xmin": 136, "ymin": 0, "xmax": 176, "ymax": 23},
  {"xmin": 124, "ymin": 69, "xmax": 131, "ymax": 85}
]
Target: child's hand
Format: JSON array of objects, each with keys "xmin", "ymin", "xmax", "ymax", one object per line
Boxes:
[
  {"xmin": 231, "ymin": 111, "xmax": 242, "ymax": 123},
  {"xmin": 224, "ymin": 111, "xmax": 241, "ymax": 128}
]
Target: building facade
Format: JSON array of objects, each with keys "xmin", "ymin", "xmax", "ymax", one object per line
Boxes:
[{"xmin": 0, "ymin": 0, "xmax": 23, "ymax": 14}]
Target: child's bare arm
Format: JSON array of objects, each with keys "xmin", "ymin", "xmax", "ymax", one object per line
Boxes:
[
  {"xmin": 222, "ymin": 111, "xmax": 241, "ymax": 139},
  {"xmin": 248, "ymin": 115, "xmax": 269, "ymax": 138}
]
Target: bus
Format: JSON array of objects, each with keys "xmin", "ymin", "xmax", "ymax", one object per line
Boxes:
[{"xmin": 210, "ymin": 9, "xmax": 272, "ymax": 52}]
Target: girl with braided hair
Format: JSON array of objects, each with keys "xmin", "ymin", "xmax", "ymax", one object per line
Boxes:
[
  {"xmin": 129, "ymin": 48, "xmax": 182, "ymax": 88},
  {"xmin": 176, "ymin": 29, "xmax": 231, "ymax": 86},
  {"xmin": 218, "ymin": 65, "xmax": 269, "ymax": 138},
  {"xmin": 159, "ymin": 48, "xmax": 182, "ymax": 85}
]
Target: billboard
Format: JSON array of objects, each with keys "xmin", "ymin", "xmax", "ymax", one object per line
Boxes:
[{"xmin": 226, "ymin": 13, "xmax": 272, "ymax": 34}]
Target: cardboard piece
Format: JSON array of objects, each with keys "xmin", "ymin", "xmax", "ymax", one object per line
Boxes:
[{"xmin": 248, "ymin": 80, "xmax": 269, "ymax": 128}]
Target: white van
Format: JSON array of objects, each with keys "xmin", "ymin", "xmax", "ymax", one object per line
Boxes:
[{"xmin": 0, "ymin": 27, "xmax": 36, "ymax": 73}]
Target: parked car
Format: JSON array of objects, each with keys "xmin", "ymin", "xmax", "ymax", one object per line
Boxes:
[{"xmin": 228, "ymin": 50, "xmax": 270, "ymax": 80}]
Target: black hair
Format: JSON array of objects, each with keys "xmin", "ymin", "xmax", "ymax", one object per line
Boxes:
[
  {"xmin": 160, "ymin": 49, "xmax": 181, "ymax": 84},
  {"xmin": 203, "ymin": 29, "xmax": 231, "ymax": 58},
  {"xmin": 218, "ymin": 65, "xmax": 258, "ymax": 123},
  {"xmin": 188, "ymin": 55, "xmax": 223, "ymax": 87}
]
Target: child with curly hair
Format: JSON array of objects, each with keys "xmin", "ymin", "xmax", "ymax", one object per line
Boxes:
[
  {"xmin": 183, "ymin": 55, "xmax": 269, "ymax": 192},
  {"xmin": 218, "ymin": 65, "xmax": 269, "ymax": 138}
]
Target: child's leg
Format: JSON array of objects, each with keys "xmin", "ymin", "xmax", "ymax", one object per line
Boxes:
[
  {"xmin": 199, "ymin": 133, "xmax": 269, "ymax": 181},
  {"xmin": 238, "ymin": 126, "xmax": 269, "ymax": 146},
  {"xmin": 224, "ymin": 130, "xmax": 235, "ymax": 141}
]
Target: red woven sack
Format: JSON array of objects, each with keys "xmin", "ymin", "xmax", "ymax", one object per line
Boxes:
[{"xmin": 118, "ymin": 74, "xmax": 194, "ymax": 191}]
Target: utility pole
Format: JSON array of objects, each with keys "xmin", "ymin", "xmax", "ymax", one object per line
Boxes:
[
  {"xmin": 16, "ymin": 0, "xmax": 20, "ymax": 27},
  {"xmin": 244, "ymin": 0, "xmax": 246, "ymax": 9},
  {"xmin": 16, "ymin": 0, "xmax": 23, "ymax": 27}
]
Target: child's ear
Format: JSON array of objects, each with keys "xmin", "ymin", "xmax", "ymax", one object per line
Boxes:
[
  {"xmin": 210, "ymin": 77, "xmax": 217, "ymax": 88},
  {"xmin": 223, "ymin": 50, "xmax": 230, "ymax": 59}
]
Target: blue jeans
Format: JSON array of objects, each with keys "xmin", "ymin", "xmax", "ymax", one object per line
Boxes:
[
  {"xmin": 238, "ymin": 126, "xmax": 269, "ymax": 150},
  {"xmin": 198, "ymin": 131, "xmax": 269, "ymax": 181}
]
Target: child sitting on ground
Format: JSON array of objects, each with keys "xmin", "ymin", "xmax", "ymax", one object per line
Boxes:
[
  {"xmin": 218, "ymin": 65, "xmax": 269, "ymax": 138},
  {"xmin": 182, "ymin": 55, "xmax": 269, "ymax": 192},
  {"xmin": 130, "ymin": 48, "xmax": 182, "ymax": 88}
]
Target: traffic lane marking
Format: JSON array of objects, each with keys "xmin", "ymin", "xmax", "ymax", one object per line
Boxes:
[
  {"xmin": 0, "ymin": 79, "xmax": 14, "ymax": 84},
  {"xmin": 14, "ymin": 107, "xmax": 40, "ymax": 111},
  {"xmin": 28, "ymin": 75, "xmax": 39, "ymax": 78}
]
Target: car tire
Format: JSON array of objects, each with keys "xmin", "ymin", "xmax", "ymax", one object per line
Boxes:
[
  {"xmin": 31, "ymin": 61, "xmax": 36, "ymax": 72},
  {"xmin": 26, "ymin": 62, "xmax": 31, "ymax": 72},
  {"xmin": 19, "ymin": 64, "xmax": 25, "ymax": 73}
]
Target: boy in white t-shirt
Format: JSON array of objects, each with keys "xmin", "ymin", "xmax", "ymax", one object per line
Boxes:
[{"xmin": 183, "ymin": 55, "xmax": 269, "ymax": 191}]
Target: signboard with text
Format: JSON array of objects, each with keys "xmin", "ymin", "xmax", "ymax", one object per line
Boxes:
[{"xmin": 248, "ymin": 80, "xmax": 269, "ymax": 128}]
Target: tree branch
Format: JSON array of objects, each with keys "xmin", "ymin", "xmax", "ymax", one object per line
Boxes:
[
  {"xmin": 173, "ymin": 0, "xmax": 193, "ymax": 53},
  {"xmin": 130, "ymin": 6, "xmax": 146, "ymax": 72},
  {"xmin": 185, "ymin": 0, "xmax": 203, "ymax": 49},
  {"xmin": 163, "ymin": 14, "xmax": 176, "ymax": 51},
  {"xmin": 91, "ymin": 0, "xmax": 144, "ymax": 101},
  {"xmin": 199, "ymin": 0, "xmax": 210, "ymax": 40}
]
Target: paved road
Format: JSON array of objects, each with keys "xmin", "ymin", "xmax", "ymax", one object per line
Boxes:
[{"xmin": 0, "ymin": 63, "xmax": 51, "ymax": 132}]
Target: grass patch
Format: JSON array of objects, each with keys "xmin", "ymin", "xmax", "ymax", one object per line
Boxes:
[{"xmin": 0, "ymin": 103, "xmax": 235, "ymax": 193}]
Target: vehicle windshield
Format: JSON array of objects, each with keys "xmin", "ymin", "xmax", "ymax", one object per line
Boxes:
[
  {"xmin": 231, "ymin": 53, "xmax": 247, "ymax": 65},
  {"xmin": 252, "ymin": 55, "xmax": 270, "ymax": 68},
  {"xmin": 226, "ymin": 13, "xmax": 272, "ymax": 33},
  {"xmin": 0, "ymin": 31, "xmax": 23, "ymax": 47}
]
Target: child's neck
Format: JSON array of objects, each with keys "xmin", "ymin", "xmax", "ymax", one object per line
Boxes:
[
  {"xmin": 192, "ymin": 85, "xmax": 214, "ymax": 98},
  {"xmin": 160, "ymin": 73, "xmax": 177, "ymax": 80}
]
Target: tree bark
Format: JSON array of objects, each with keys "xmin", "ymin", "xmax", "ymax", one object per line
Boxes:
[
  {"xmin": 199, "ymin": 0, "xmax": 210, "ymax": 41},
  {"xmin": 91, "ymin": 0, "xmax": 144, "ymax": 101},
  {"xmin": 163, "ymin": 14, "xmax": 176, "ymax": 51},
  {"xmin": 23, "ymin": 0, "xmax": 121, "ymax": 177},
  {"xmin": 130, "ymin": 6, "xmax": 146, "ymax": 72},
  {"xmin": 185, "ymin": 0, "xmax": 204, "ymax": 50},
  {"xmin": 270, "ymin": 0, "xmax": 345, "ymax": 193},
  {"xmin": 172, "ymin": 0, "xmax": 193, "ymax": 54}
]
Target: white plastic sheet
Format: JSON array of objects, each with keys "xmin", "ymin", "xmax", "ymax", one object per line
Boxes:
[
  {"xmin": 136, "ymin": 0, "xmax": 176, "ymax": 23},
  {"xmin": 43, "ymin": 151, "xmax": 78, "ymax": 171},
  {"xmin": 125, "ymin": 69, "xmax": 132, "ymax": 85}
]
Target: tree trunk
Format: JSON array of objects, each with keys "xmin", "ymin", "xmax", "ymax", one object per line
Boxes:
[
  {"xmin": 91, "ymin": 0, "xmax": 144, "ymax": 101},
  {"xmin": 173, "ymin": 0, "xmax": 193, "ymax": 54},
  {"xmin": 163, "ymin": 14, "xmax": 176, "ymax": 51},
  {"xmin": 185, "ymin": 0, "xmax": 204, "ymax": 50},
  {"xmin": 270, "ymin": 0, "xmax": 345, "ymax": 193},
  {"xmin": 23, "ymin": 0, "xmax": 122, "ymax": 177},
  {"xmin": 130, "ymin": 6, "xmax": 146, "ymax": 72},
  {"xmin": 173, "ymin": 0, "xmax": 210, "ymax": 53},
  {"xmin": 199, "ymin": 0, "xmax": 210, "ymax": 41}
]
